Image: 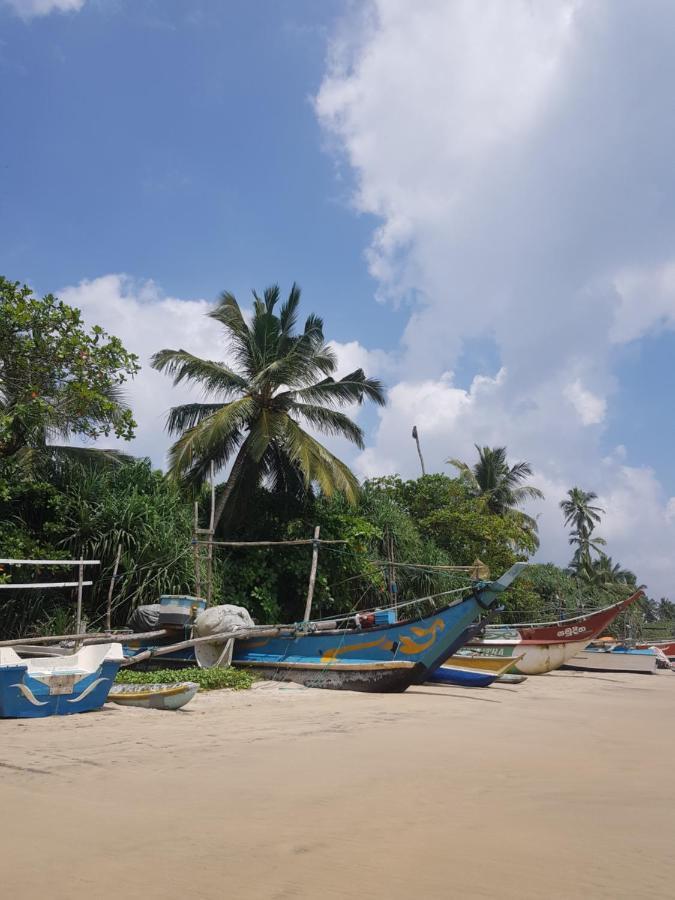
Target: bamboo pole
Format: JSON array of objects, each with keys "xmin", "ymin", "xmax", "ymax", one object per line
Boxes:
[
  {"xmin": 0, "ymin": 629, "xmax": 171, "ymax": 649},
  {"xmin": 193, "ymin": 501, "xmax": 201, "ymax": 597},
  {"xmin": 121, "ymin": 619, "xmax": 342, "ymax": 668},
  {"xmin": 206, "ymin": 462, "xmax": 215, "ymax": 604},
  {"xmin": 193, "ymin": 538, "xmax": 347, "ymax": 548},
  {"xmin": 106, "ymin": 544, "xmax": 122, "ymax": 632},
  {"xmin": 75, "ymin": 559, "xmax": 84, "ymax": 640},
  {"xmin": 303, "ymin": 526, "xmax": 321, "ymax": 622}
]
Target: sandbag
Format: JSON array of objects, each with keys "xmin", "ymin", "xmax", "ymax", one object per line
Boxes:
[
  {"xmin": 193, "ymin": 604, "xmax": 255, "ymax": 669},
  {"xmin": 128, "ymin": 604, "xmax": 161, "ymax": 632}
]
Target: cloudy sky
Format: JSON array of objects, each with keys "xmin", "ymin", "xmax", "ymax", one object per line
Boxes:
[{"xmin": 3, "ymin": 0, "xmax": 675, "ymax": 596}]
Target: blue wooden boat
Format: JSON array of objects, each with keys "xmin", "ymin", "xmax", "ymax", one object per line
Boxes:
[
  {"xmin": 229, "ymin": 563, "xmax": 526, "ymax": 682},
  {"xmin": 0, "ymin": 643, "xmax": 124, "ymax": 718}
]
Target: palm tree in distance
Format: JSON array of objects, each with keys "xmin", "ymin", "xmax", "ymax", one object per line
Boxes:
[
  {"xmin": 560, "ymin": 487, "xmax": 606, "ymax": 574},
  {"xmin": 447, "ymin": 445, "xmax": 544, "ymax": 546},
  {"xmin": 560, "ymin": 487, "xmax": 604, "ymax": 536},
  {"xmin": 152, "ymin": 284, "xmax": 386, "ymax": 529}
]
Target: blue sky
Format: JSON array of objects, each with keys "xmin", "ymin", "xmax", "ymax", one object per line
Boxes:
[
  {"xmin": 3, "ymin": 0, "xmax": 675, "ymax": 595},
  {"xmin": 0, "ymin": 0, "xmax": 406, "ymax": 346}
]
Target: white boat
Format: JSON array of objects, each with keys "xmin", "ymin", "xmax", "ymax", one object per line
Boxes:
[
  {"xmin": 107, "ymin": 681, "xmax": 199, "ymax": 710},
  {"xmin": 563, "ymin": 647, "xmax": 659, "ymax": 674},
  {"xmin": 0, "ymin": 643, "xmax": 124, "ymax": 718}
]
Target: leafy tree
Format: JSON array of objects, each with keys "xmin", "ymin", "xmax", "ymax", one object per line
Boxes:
[
  {"xmin": 152, "ymin": 284, "xmax": 385, "ymax": 529},
  {"xmin": 447, "ymin": 445, "xmax": 544, "ymax": 547},
  {"xmin": 0, "ymin": 278, "xmax": 139, "ymax": 467}
]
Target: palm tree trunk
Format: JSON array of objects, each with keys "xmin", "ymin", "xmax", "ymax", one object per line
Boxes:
[{"xmin": 212, "ymin": 441, "xmax": 250, "ymax": 531}]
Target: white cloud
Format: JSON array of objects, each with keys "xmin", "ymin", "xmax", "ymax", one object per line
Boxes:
[
  {"xmin": 563, "ymin": 380, "xmax": 606, "ymax": 426},
  {"xmin": 611, "ymin": 262, "xmax": 675, "ymax": 344},
  {"xmin": 317, "ymin": 0, "xmax": 675, "ymax": 596},
  {"xmin": 3, "ymin": 0, "xmax": 86, "ymax": 19},
  {"xmin": 59, "ymin": 275, "xmax": 224, "ymax": 468}
]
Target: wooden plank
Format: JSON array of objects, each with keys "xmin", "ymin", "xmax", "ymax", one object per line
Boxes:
[
  {"xmin": 0, "ymin": 559, "xmax": 100, "ymax": 566},
  {"xmin": 0, "ymin": 581, "xmax": 94, "ymax": 590}
]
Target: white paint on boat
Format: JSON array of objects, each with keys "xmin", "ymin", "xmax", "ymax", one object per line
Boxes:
[{"xmin": 469, "ymin": 638, "xmax": 589, "ymax": 675}]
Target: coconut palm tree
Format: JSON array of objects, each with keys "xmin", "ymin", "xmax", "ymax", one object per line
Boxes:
[
  {"xmin": 560, "ymin": 488, "xmax": 604, "ymax": 536},
  {"xmin": 579, "ymin": 554, "xmax": 637, "ymax": 590},
  {"xmin": 152, "ymin": 284, "xmax": 385, "ymax": 528},
  {"xmin": 560, "ymin": 487, "xmax": 606, "ymax": 575},
  {"xmin": 447, "ymin": 445, "xmax": 544, "ymax": 546}
]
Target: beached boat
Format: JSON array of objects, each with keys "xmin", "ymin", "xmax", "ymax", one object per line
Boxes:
[
  {"xmin": 426, "ymin": 655, "xmax": 521, "ymax": 688},
  {"xmin": 636, "ymin": 639, "xmax": 675, "ymax": 659},
  {"xmin": 228, "ymin": 564, "xmax": 527, "ymax": 681},
  {"xmin": 467, "ymin": 591, "xmax": 642, "ymax": 675},
  {"xmin": 107, "ymin": 681, "xmax": 199, "ymax": 710},
  {"xmin": 563, "ymin": 646, "xmax": 659, "ymax": 674},
  {"xmin": 235, "ymin": 657, "xmax": 425, "ymax": 692},
  {"xmin": 0, "ymin": 643, "xmax": 124, "ymax": 718},
  {"xmin": 427, "ymin": 656, "xmax": 516, "ymax": 687}
]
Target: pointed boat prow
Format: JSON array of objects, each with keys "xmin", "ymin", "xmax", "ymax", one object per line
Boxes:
[{"xmin": 474, "ymin": 563, "xmax": 528, "ymax": 609}]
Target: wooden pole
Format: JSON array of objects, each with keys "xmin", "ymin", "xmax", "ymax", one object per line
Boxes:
[
  {"xmin": 303, "ymin": 526, "xmax": 321, "ymax": 622},
  {"xmin": 193, "ymin": 501, "xmax": 201, "ymax": 598},
  {"xmin": 106, "ymin": 544, "xmax": 122, "ymax": 632},
  {"xmin": 206, "ymin": 461, "xmax": 215, "ymax": 604},
  {"xmin": 412, "ymin": 425, "xmax": 426, "ymax": 476},
  {"xmin": 75, "ymin": 558, "xmax": 84, "ymax": 640}
]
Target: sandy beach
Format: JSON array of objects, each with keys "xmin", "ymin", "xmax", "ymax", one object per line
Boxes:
[{"xmin": 2, "ymin": 671, "xmax": 674, "ymax": 900}]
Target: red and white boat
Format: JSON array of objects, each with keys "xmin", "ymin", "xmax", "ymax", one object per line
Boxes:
[
  {"xmin": 636, "ymin": 639, "xmax": 675, "ymax": 659},
  {"xmin": 466, "ymin": 591, "xmax": 642, "ymax": 675}
]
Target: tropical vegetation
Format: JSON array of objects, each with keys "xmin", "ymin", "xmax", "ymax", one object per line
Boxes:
[{"xmin": 0, "ymin": 278, "xmax": 669, "ymax": 643}]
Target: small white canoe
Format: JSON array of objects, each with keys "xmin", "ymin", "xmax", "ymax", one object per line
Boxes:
[{"xmin": 107, "ymin": 682, "xmax": 199, "ymax": 710}]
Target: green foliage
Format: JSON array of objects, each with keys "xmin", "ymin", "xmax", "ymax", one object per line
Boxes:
[
  {"xmin": 152, "ymin": 283, "xmax": 385, "ymax": 528},
  {"xmin": 0, "ymin": 277, "xmax": 139, "ymax": 460},
  {"xmin": 115, "ymin": 666, "xmax": 256, "ymax": 690},
  {"xmin": 0, "ymin": 458, "xmax": 201, "ymax": 637}
]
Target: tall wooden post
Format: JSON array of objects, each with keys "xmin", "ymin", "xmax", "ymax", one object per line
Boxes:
[
  {"xmin": 75, "ymin": 558, "xmax": 84, "ymax": 640},
  {"xmin": 206, "ymin": 461, "xmax": 215, "ymax": 604},
  {"xmin": 303, "ymin": 526, "xmax": 321, "ymax": 622},
  {"xmin": 106, "ymin": 544, "xmax": 122, "ymax": 632},
  {"xmin": 412, "ymin": 425, "xmax": 426, "ymax": 476},
  {"xmin": 193, "ymin": 501, "xmax": 201, "ymax": 598}
]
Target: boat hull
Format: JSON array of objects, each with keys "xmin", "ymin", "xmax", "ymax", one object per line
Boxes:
[
  {"xmin": 468, "ymin": 591, "xmax": 643, "ymax": 675},
  {"xmin": 107, "ymin": 682, "xmax": 200, "ymax": 710},
  {"xmin": 563, "ymin": 649, "xmax": 659, "ymax": 674},
  {"xmin": 426, "ymin": 666, "xmax": 497, "ymax": 688},
  {"xmin": 467, "ymin": 638, "xmax": 589, "ymax": 675},
  {"xmin": 234, "ymin": 657, "xmax": 425, "ymax": 692},
  {"xmin": 0, "ymin": 644, "xmax": 124, "ymax": 718}
]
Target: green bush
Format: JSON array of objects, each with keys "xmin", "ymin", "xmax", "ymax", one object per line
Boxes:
[{"xmin": 115, "ymin": 666, "xmax": 256, "ymax": 691}]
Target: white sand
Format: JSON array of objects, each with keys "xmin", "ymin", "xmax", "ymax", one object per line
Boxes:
[{"xmin": 1, "ymin": 671, "xmax": 674, "ymax": 899}]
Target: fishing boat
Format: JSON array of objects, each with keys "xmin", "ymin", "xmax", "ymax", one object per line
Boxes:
[
  {"xmin": 234, "ymin": 657, "xmax": 425, "ymax": 692},
  {"xmin": 563, "ymin": 645, "xmax": 660, "ymax": 674},
  {"xmin": 467, "ymin": 591, "xmax": 642, "ymax": 675},
  {"xmin": 227, "ymin": 563, "xmax": 527, "ymax": 683},
  {"xmin": 426, "ymin": 655, "xmax": 521, "ymax": 688},
  {"xmin": 636, "ymin": 639, "xmax": 675, "ymax": 659},
  {"xmin": 0, "ymin": 643, "xmax": 124, "ymax": 718},
  {"xmin": 107, "ymin": 681, "xmax": 199, "ymax": 710}
]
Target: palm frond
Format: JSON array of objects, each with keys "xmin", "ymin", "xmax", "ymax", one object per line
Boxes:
[
  {"xmin": 151, "ymin": 350, "xmax": 247, "ymax": 397},
  {"xmin": 291, "ymin": 403, "xmax": 365, "ymax": 448}
]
